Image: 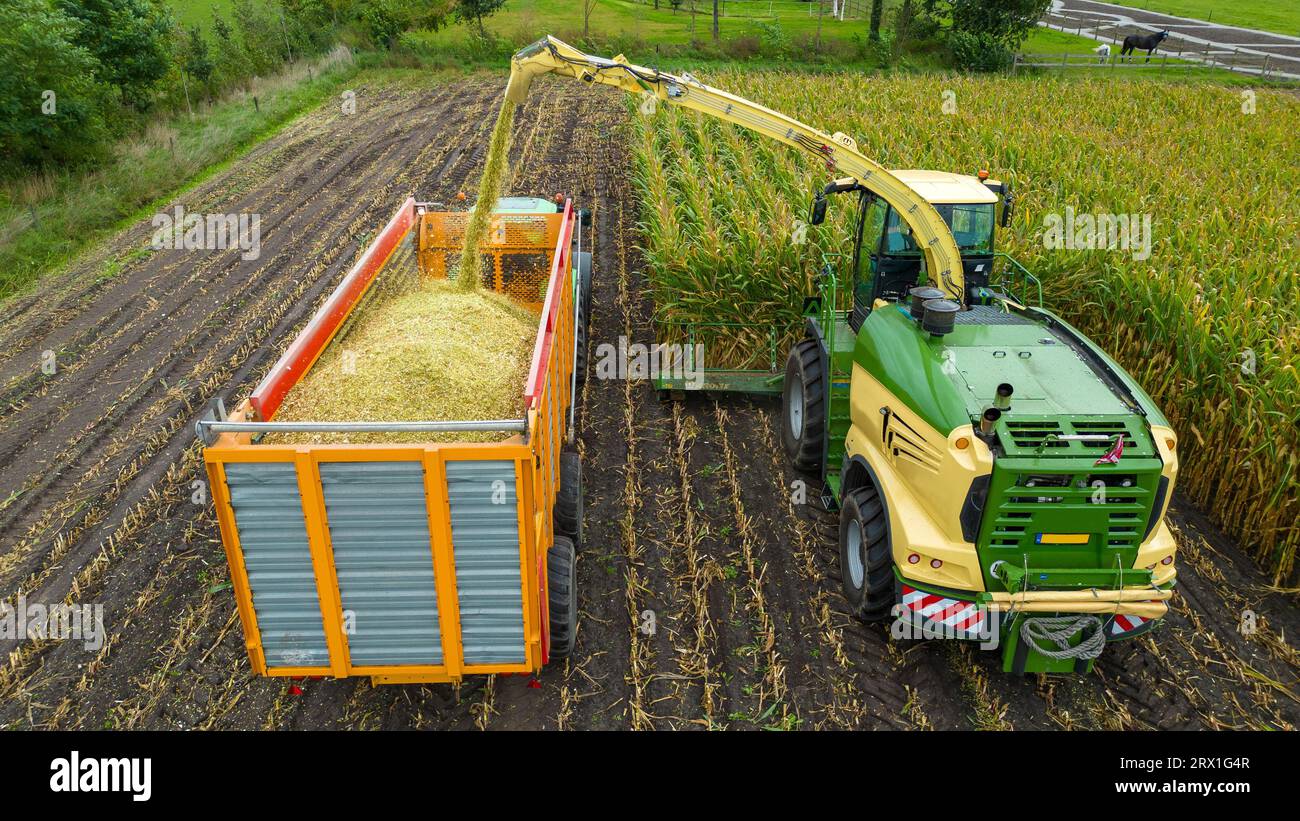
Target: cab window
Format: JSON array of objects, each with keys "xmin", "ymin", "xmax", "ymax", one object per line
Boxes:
[{"xmin": 881, "ymin": 203, "xmax": 995, "ymax": 255}]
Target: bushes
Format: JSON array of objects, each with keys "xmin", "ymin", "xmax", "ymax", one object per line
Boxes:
[
  {"xmin": 0, "ymin": 0, "xmax": 352, "ymax": 175},
  {"xmin": 946, "ymin": 29, "xmax": 1014, "ymax": 72},
  {"xmin": 0, "ymin": 0, "xmax": 112, "ymax": 168},
  {"xmin": 58, "ymin": 0, "xmax": 173, "ymax": 110}
]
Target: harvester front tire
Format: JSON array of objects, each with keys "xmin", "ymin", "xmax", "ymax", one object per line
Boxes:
[
  {"xmin": 555, "ymin": 451, "xmax": 584, "ymax": 547},
  {"xmin": 782, "ymin": 339, "xmax": 826, "ymax": 474},
  {"xmin": 547, "ymin": 535, "xmax": 577, "ymax": 661},
  {"xmin": 839, "ymin": 485, "xmax": 895, "ymax": 622}
]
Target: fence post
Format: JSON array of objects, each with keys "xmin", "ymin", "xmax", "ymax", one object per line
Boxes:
[{"xmin": 1261, "ymin": 54, "xmax": 1270, "ymax": 78}]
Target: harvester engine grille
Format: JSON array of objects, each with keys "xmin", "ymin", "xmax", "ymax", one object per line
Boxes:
[{"xmin": 977, "ymin": 416, "xmax": 1164, "ymax": 575}]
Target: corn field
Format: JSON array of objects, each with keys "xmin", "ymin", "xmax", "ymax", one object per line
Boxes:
[{"xmin": 631, "ymin": 72, "xmax": 1299, "ymax": 582}]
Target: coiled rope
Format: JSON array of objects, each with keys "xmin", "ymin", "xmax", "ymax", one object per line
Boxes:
[{"xmin": 1019, "ymin": 615, "xmax": 1106, "ymax": 660}]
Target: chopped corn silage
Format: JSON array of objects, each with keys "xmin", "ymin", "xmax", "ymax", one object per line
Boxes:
[
  {"xmin": 456, "ymin": 97, "xmax": 518, "ymax": 291},
  {"xmin": 266, "ymin": 280, "xmax": 536, "ymax": 444}
]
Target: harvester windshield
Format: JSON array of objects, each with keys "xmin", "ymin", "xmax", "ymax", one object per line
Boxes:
[{"xmin": 883, "ymin": 203, "xmax": 995, "ymax": 254}]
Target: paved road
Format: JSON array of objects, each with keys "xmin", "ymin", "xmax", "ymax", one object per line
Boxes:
[{"xmin": 1042, "ymin": 0, "xmax": 1300, "ymax": 79}]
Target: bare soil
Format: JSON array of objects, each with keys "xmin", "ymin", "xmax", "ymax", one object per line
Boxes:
[{"xmin": 0, "ymin": 75, "xmax": 1295, "ymax": 731}]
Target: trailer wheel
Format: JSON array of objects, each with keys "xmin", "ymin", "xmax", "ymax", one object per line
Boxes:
[
  {"xmin": 839, "ymin": 485, "xmax": 895, "ymax": 622},
  {"xmin": 547, "ymin": 535, "xmax": 577, "ymax": 660},
  {"xmin": 781, "ymin": 339, "xmax": 826, "ymax": 474},
  {"xmin": 575, "ymin": 251, "xmax": 593, "ymax": 323},
  {"xmin": 555, "ymin": 451, "xmax": 583, "ymax": 546},
  {"xmin": 574, "ymin": 300, "xmax": 588, "ymax": 388}
]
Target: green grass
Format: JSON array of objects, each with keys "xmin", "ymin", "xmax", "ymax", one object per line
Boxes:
[
  {"xmin": 0, "ymin": 50, "xmax": 358, "ymax": 302},
  {"xmin": 416, "ymin": 0, "xmax": 879, "ymax": 48},
  {"xmin": 166, "ymin": 0, "xmax": 241, "ymax": 31},
  {"xmin": 1115, "ymin": 0, "xmax": 1300, "ymax": 35},
  {"xmin": 1022, "ymin": 27, "xmax": 1105, "ymax": 53}
]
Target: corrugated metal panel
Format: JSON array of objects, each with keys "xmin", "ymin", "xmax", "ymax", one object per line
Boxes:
[
  {"xmin": 223, "ymin": 462, "xmax": 329, "ymax": 668},
  {"xmin": 318, "ymin": 461, "xmax": 443, "ymax": 667},
  {"xmin": 446, "ymin": 460, "xmax": 526, "ymax": 665}
]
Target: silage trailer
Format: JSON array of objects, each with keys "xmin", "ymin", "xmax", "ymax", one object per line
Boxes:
[{"xmin": 197, "ymin": 196, "xmax": 590, "ymax": 685}]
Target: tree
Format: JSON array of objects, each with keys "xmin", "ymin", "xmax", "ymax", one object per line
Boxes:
[
  {"xmin": 210, "ymin": 13, "xmax": 250, "ymax": 91},
  {"xmin": 0, "ymin": 0, "xmax": 110, "ymax": 169},
  {"xmin": 359, "ymin": 0, "xmax": 452, "ymax": 48},
  {"xmin": 869, "ymin": 0, "xmax": 884, "ymax": 40},
  {"xmin": 184, "ymin": 25, "xmax": 214, "ymax": 98},
  {"xmin": 283, "ymin": 0, "xmax": 336, "ymax": 55},
  {"xmin": 924, "ymin": 0, "xmax": 1051, "ymax": 47},
  {"xmin": 231, "ymin": 0, "xmax": 282, "ymax": 71},
  {"xmin": 815, "ymin": 0, "xmax": 823, "ymax": 51},
  {"xmin": 57, "ymin": 0, "xmax": 173, "ymax": 109},
  {"xmin": 583, "ymin": 0, "xmax": 598, "ymax": 37},
  {"xmin": 712, "ymin": 0, "xmax": 719, "ymax": 43},
  {"xmin": 456, "ymin": 0, "xmax": 506, "ymax": 38}
]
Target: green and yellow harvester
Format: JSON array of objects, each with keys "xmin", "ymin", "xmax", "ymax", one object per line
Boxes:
[{"xmin": 507, "ymin": 37, "xmax": 1179, "ymax": 673}]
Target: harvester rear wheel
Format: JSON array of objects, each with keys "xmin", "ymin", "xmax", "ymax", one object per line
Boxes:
[
  {"xmin": 547, "ymin": 535, "xmax": 577, "ymax": 660},
  {"xmin": 840, "ymin": 485, "xmax": 895, "ymax": 622},
  {"xmin": 555, "ymin": 451, "xmax": 584, "ymax": 547},
  {"xmin": 782, "ymin": 339, "xmax": 826, "ymax": 474}
]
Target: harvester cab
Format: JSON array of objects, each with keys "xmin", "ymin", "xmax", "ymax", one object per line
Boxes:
[
  {"xmin": 505, "ymin": 35, "xmax": 1180, "ymax": 675},
  {"xmin": 813, "ymin": 170, "xmax": 1015, "ymax": 315}
]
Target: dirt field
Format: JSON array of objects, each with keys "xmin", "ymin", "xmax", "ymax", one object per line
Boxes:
[{"xmin": 0, "ymin": 74, "xmax": 1295, "ymax": 731}]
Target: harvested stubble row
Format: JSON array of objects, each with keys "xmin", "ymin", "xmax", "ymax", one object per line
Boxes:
[
  {"xmin": 266, "ymin": 280, "xmax": 535, "ymax": 444},
  {"xmin": 632, "ymin": 72, "xmax": 1300, "ymax": 582}
]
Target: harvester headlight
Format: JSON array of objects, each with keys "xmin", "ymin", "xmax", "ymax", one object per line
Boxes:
[
  {"xmin": 907, "ymin": 553, "xmax": 921, "ymax": 565},
  {"xmin": 1161, "ymin": 555, "xmax": 1174, "ymax": 566}
]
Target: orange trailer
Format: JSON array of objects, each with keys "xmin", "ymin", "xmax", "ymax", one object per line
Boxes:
[{"xmin": 198, "ymin": 197, "xmax": 589, "ymax": 685}]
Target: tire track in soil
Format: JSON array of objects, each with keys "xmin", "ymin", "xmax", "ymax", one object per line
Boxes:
[
  {"xmin": 0, "ymin": 83, "xmax": 475, "ymax": 560},
  {"xmin": 0, "ymin": 76, "xmax": 512, "ymax": 729},
  {"xmin": 0, "ymin": 88, "xmax": 488, "ymax": 620}
]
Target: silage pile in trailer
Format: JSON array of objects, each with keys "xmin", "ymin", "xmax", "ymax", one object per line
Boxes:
[{"xmin": 266, "ymin": 280, "xmax": 536, "ymax": 444}]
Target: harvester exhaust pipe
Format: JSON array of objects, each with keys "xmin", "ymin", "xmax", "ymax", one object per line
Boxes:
[
  {"xmin": 980, "ymin": 407, "xmax": 1002, "ymax": 436},
  {"xmin": 994, "ymin": 382, "xmax": 1014, "ymax": 411}
]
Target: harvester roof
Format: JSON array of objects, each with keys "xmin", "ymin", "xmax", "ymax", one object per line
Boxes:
[{"xmin": 892, "ymin": 170, "xmax": 999, "ymax": 205}]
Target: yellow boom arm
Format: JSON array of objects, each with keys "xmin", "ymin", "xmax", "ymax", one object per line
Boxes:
[{"xmin": 506, "ymin": 35, "xmax": 966, "ymax": 303}]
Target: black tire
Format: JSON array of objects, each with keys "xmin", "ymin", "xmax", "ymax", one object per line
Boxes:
[
  {"xmin": 547, "ymin": 535, "xmax": 577, "ymax": 660},
  {"xmin": 555, "ymin": 451, "xmax": 583, "ymax": 546},
  {"xmin": 781, "ymin": 339, "xmax": 826, "ymax": 474},
  {"xmin": 839, "ymin": 485, "xmax": 895, "ymax": 622},
  {"xmin": 574, "ymin": 299, "xmax": 588, "ymax": 388}
]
